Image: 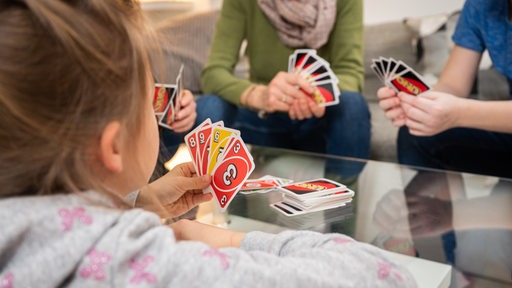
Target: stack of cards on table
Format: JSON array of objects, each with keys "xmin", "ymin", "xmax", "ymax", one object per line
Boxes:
[
  {"xmin": 275, "ymin": 203, "xmax": 353, "ymax": 230},
  {"xmin": 288, "ymin": 49, "xmax": 340, "ymax": 107},
  {"xmin": 271, "ymin": 178, "xmax": 354, "ymax": 216},
  {"xmin": 185, "ymin": 118, "xmax": 255, "ymax": 211},
  {"xmin": 371, "ymin": 57, "xmax": 431, "ymax": 95},
  {"xmin": 153, "ymin": 64, "xmax": 185, "ymax": 130},
  {"xmin": 240, "ymin": 175, "xmax": 293, "ymax": 195}
]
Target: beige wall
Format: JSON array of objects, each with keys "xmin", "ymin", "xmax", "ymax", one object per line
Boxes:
[
  {"xmin": 141, "ymin": 0, "xmax": 466, "ymax": 25},
  {"xmin": 364, "ymin": 0, "xmax": 464, "ymax": 25}
]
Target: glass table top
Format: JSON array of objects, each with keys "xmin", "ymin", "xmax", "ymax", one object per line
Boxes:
[{"xmin": 195, "ymin": 145, "xmax": 512, "ymax": 287}]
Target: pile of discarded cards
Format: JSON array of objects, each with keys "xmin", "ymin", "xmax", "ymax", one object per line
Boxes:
[{"xmin": 271, "ymin": 178, "xmax": 354, "ymax": 216}]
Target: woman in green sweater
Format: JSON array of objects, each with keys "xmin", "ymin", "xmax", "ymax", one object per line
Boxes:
[{"xmin": 197, "ymin": 0, "xmax": 370, "ymax": 176}]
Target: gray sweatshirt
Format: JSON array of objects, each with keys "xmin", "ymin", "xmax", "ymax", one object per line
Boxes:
[{"xmin": 0, "ymin": 192, "xmax": 417, "ymax": 287}]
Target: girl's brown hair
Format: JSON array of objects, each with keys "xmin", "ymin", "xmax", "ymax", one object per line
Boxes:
[{"xmin": 0, "ymin": 0, "xmax": 155, "ymax": 197}]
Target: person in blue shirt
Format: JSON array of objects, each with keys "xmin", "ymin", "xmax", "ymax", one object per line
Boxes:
[{"xmin": 378, "ymin": 0, "xmax": 512, "ymax": 179}]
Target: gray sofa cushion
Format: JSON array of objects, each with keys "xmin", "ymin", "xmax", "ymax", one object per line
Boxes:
[{"xmin": 154, "ymin": 10, "xmax": 220, "ymax": 94}]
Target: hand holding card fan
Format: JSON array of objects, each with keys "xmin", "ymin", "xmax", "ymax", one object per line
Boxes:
[
  {"xmin": 288, "ymin": 49, "xmax": 340, "ymax": 107},
  {"xmin": 184, "ymin": 118, "xmax": 255, "ymax": 211},
  {"xmin": 153, "ymin": 64, "xmax": 185, "ymax": 130},
  {"xmin": 371, "ymin": 57, "xmax": 431, "ymax": 95}
]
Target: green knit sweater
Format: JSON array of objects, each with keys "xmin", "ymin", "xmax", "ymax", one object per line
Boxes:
[{"xmin": 201, "ymin": 0, "xmax": 364, "ymax": 105}]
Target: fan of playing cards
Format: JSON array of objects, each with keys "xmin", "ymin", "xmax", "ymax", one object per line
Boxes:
[
  {"xmin": 271, "ymin": 178, "xmax": 354, "ymax": 216},
  {"xmin": 371, "ymin": 57, "xmax": 431, "ymax": 95},
  {"xmin": 185, "ymin": 118, "xmax": 255, "ymax": 211},
  {"xmin": 288, "ymin": 49, "xmax": 340, "ymax": 107},
  {"xmin": 153, "ymin": 64, "xmax": 185, "ymax": 130}
]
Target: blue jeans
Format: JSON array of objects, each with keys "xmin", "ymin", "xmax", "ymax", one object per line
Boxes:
[
  {"xmin": 398, "ymin": 126, "xmax": 512, "ymax": 179},
  {"xmin": 195, "ymin": 91, "xmax": 371, "ymax": 178}
]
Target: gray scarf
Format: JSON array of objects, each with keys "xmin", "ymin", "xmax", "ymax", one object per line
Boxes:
[{"xmin": 257, "ymin": 0, "xmax": 337, "ymax": 49}]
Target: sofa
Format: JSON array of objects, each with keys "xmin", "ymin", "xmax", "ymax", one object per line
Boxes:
[{"xmin": 153, "ymin": 9, "xmax": 509, "ymax": 163}]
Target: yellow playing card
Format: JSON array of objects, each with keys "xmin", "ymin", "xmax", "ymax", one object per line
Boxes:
[{"xmin": 207, "ymin": 126, "xmax": 240, "ymax": 174}]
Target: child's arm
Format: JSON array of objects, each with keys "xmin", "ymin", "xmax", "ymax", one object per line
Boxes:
[
  {"xmin": 170, "ymin": 219, "xmax": 245, "ymax": 248},
  {"xmin": 101, "ymin": 212, "xmax": 417, "ymax": 287}
]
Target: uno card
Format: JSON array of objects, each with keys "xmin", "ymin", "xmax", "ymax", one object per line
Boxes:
[
  {"xmin": 270, "ymin": 200, "xmax": 347, "ymax": 216},
  {"xmin": 291, "ymin": 49, "xmax": 315, "ymax": 73},
  {"xmin": 298, "ymin": 53, "xmax": 322, "ymax": 74},
  {"xmin": 278, "ymin": 178, "xmax": 347, "ymax": 199},
  {"xmin": 158, "ymin": 88, "xmax": 179, "ymax": 129},
  {"xmin": 153, "ymin": 84, "xmax": 174, "ymax": 115},
  {"xmin": 310, "ymin": 80, "xmax": 340, "ymax": 106},
  {"xmin": 197, "ymin": 120, "xmax": 224, "ymax": 175},
  {"xmin": 241, "ymin": 178, "xmax": 281, "ymax": 191},
  {"xmin": 196, "ymin": 123, "xmax": 212, "ymax": 176},
  {"xmin": 207, "ymin": 126, "xmax": 240, "ymax": 174},
  {"xmin": 285, "ymin": 189, "xmax": 354, "ymax": 207},
  {"xmin": 379, "ymin": 57, "xmax": 390, "ymax": 78},
  {"xmin": 301, "ymin": 63, "xmax": 329, "ymax": 81},
  {"xmin": 240, "ymin": 175, "xmax": 293, "ymax": 194},
  {"xmin": 307, "ymin": 71, "xmax": 332, "ymax": 83},
  {"xmin": 388, "ymin": 60, "xmax": 408, "ymax": 78},
  {"xmin": 371, "ymin": 60, "xmax": 384, "ymax": 82},
  {"xmin": 387, "ymin": 58, "xmax": 398, "ymax": 78},
  {"xmin": 208, "ymin": 136, "xmax": 254, "ymax": 210},
  {"xmin": 388, "ymin": 68, "xmax": 430, "ymax": 95},
  {"xmin": 288, "ymin": 54, "xmax": 296, "ymax": 73},
  {"xmin": 173, "ymin": 64, "xmax": 184, "ymax": 117},
  {"xmin": 370, "ymin": 57, "xmax": 431, "ymax": 96},
  {"xmin": 184, "ymin": 119, "xmax": 212, "ymax": 173}
]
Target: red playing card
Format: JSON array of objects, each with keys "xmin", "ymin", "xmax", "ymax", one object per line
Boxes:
[
  {"xmin": 209, "ymin": 136, "xmax": 254, "ymax": 210},
  {"xmin": 153, "ymin": 85, "xmax": 172, "ymax": 114},
  {"xmin": 279, "ymin": 178, "xmax": 346, "ymax": 199},
  {"xmin": 241, "ymin": 178, "xmax": 281, "ymax": 191},
  {"xmin": 173, "ymin": 64, "xmax": 184, "ymax": 118},
  {"xmin": 310, "ymin": 80, "xmax": 339, "ymax": 107},
  {"xmin": 184, "ymin": 118, "xmax": 212, "ymax": 174},
  {"xmin": 197, "ymin": 122, "xmax": 213, "ymax": 176},
  {"xmin": 388, "ymin": 69, "xmax": 430, "ymax": 95}
]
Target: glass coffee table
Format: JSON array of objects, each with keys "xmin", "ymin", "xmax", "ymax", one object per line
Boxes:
[{"xmin": 184, "ymin": 145, "xmax": 512, "ymax": 288}]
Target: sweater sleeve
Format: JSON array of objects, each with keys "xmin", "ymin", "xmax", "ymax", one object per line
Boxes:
[
  {"xmin": 325, "ymin": 0, "xmax": 364, "ymax": 93},
  {"xmin": 200, "ymin": 0, "xmax": 251, "ymax": 105},
  {"xmin": 89, "ymin": 210, "xmax": 416, "ymax": 287}
]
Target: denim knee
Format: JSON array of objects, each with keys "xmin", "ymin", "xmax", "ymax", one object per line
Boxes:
[
  {"xmin": 324, "ymin": 91, "xmax": 371, "ymax": 159},
  {"xmin": 195, "ymin": 94, "xmax": 238, "ymax": 126},
  {"xmin": 339, "ymin": 91, "xmax": 371, "ymax": 122}
]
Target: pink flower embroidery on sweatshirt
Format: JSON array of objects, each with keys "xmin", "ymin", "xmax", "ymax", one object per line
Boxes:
[
  {"xmin": 80, "ymin": 248, "xmax": 111, "ymax": 281},
  {"xmin": 376, "ymin": 260, "xmax": 404, "ymax": 282},
  {"xmin": 332, "ymin": 237, "xmax": 354, "ymax": 244},
  {"xmin": 202, "ymin": 248, "xmax": 230, "ymax": 269},
  {"xmin": 0, "ymin": 273, "xmax": 13, "ymax": 288},
  {"xmin": 59, "ymin": 207, "xmax": 92, "ymax": 231},
  {"xmin": 129, "ymin": 255, "xmax": 157, "ymax": 284}
]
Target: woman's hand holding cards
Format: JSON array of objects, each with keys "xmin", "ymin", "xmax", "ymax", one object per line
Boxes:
[{"xmin": 267, "ymin": 72, "xmax": 324, "ymax": 119}]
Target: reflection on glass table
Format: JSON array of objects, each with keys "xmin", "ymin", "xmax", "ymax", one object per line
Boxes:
[{"xmin": 191, "ymin": 145, "xmax": 512, "ymax": 288}]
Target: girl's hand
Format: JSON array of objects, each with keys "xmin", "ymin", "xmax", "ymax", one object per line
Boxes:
[{"xmin": 139, "ymin": 162, "xmax": 212, "ymax": 218}]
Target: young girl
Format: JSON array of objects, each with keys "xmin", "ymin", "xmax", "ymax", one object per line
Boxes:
[{"xmin": 0, "ymin": 0, "xmax": 416, "ymax": 287}]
